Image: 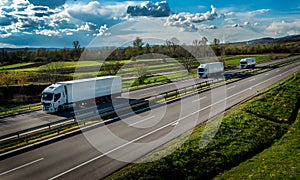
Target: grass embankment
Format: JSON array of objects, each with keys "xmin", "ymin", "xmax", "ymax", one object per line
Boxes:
[
  {"xmin": 216, "ymin": 110, "xmax": 300, "ymax": 179},
  {"xmin": 108, "ymin": 72, "xmax": 300, "ymax": 179}
]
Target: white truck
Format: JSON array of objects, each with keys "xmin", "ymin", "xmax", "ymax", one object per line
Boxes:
[
  {"xmin": 198, "ymin": 62, "xmax": 224, "ymax": 78},
  {"xmin": 240, "ymin": 58, "xmax": 256, "ymax": 68},
  {"xmin": 41, "ymin": 76, "xmax": 122, "ymax": 113}
]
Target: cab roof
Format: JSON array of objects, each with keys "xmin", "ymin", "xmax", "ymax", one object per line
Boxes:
[{"xmin": 42, "ymin": 83, "xmax": 62, "ymax": 93}]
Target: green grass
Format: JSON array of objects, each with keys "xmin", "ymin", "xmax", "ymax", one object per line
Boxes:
[
  {"xmin": 215, "ymin": 110, "xmax": 300, "ymax": 179},
  {"xmin": 224, "ymin": 55, "xmax": 270, "ymax": 67},
  {"xmin": 122, "ymin": 72, "xmax": 189, "ymax": 89},
  {"xmin": 244, "ymin": 74, "xmax": 300, "ymax": 123},
  {"xmin": 108, "ymin": 72, "xmax": 300, "ymax": 179},
  {"xmin": 0, "ymin": 103, "xmax": 41, "ymax": 116},
  {"xmin": 0, "ymin": 62, "xmax": 35, "ymax": 70}
]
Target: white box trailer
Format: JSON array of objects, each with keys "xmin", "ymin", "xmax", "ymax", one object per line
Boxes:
[
  {"xmin": 41, "ymin": 76, "xmax": 122, "ymax": 113},
  {"xmin": 240, "ymin": 58, "xmax": 256, "ymax": 68},
  {"xmin": 198, "ymin": 62, "xmax": 224, "ymax": 78}
]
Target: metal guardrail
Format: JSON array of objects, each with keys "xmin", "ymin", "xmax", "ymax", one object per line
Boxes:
[
  {"xmin": 1, "ymin": 56, "xmax": 300, "ymax": 146},
  {"xmin": 0, "ymin": 77, "xmax": 223, "ymax": 145},
  {"xmin": 0, "ymin": 103, "xmax": 41, "ymax": 115},
  {"xmin": 0, "ymin": 103, "xmax": 42, "ymax": 118},
  {"xmin": 122, "ymin": 75, "xmax": 190, "ymax": 91}
]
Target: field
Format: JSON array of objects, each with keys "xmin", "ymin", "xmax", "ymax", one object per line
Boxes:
[
  {"xmin": 0, "ymin": 54, "xmax": 290, "ymax": 109},
  {"xmin": 108, "ymin": 72, "xmax": 300, "ymax": 179},
  {"xmin": 224, "ymin": 55, "xmax": 270, "ymax": 66},
  {"xmin": 0, "ymin": 54, "xmax": 279, "ymax": 82}
]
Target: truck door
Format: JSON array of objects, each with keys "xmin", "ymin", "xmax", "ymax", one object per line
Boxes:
[{"xmin": 53, "ymin": 93, "xmax": 62, "ymax": 111}]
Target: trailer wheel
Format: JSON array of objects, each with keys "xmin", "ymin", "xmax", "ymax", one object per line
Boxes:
[{"xmin": 58, "ymin": 105, "xmax": 64, "ymax": 112}]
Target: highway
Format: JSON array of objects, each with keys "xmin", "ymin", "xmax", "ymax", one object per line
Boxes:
[
  {"xmin": 1, "ymin": 55, "xmax": 299, "ymax": 137},
  {"xmin": 0, "ymin": 60, "xmax": 299, "ymax": 179}
]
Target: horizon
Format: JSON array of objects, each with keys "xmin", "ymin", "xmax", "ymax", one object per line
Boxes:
[{"xmin": 0, "ymin": 0, "xmax": 299, "ymax": 48}]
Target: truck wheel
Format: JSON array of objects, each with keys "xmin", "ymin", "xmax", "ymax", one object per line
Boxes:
[{"xmin": 58, "ymin": 105, "xmax": 63, "ymax": 112}]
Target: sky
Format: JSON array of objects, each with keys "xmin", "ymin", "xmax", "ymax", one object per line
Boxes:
[{"xmin": 0, "ymin": 0, "xmax": 299, "ymax": 48}]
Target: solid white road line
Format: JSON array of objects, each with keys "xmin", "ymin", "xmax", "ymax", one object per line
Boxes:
[
  {"xmin": 192, "ymin": 96, "xmax": 207, "ymax": 103},
  {"xmin": 49, "ymin": 65, "xmax": 298, "ymax": 180},
  {"xmin": 249, "ymin": 78, "xmax": 256, "ymax": 82},
  {"xmin": 0, "ymin": 158, "xmax": 44, "ymax": 176},
  {"xmin": 227, "ymin": 85, "xmax": 236, "ymax": 90},
  {"xmin": 128, "ymin": 116, "xmax": 155, "ymax": 127},
  {"xmin": 49, "ymin": 83, "xmax": 253, "ymax": 180}
]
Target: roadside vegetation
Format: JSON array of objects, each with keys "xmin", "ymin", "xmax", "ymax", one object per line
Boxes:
[
  {"xmin": 1, "ymin": 36, "xmax": 299, "ymax": 109},
  {"xmin": 108, "ymin": 72, "xmax": 300, "ymax": 179},
  {"xmin": 215, "ymin": 110, "xmax": 300, "ymax": 179}
]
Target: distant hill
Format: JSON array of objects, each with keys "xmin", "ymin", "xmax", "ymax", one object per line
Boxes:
[{"xmin": 243, "ymin": 35, "xmax": 300, "ymax": 44}]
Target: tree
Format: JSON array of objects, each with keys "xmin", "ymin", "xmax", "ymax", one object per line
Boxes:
[
  {"xmin": 72, "ymin": 40, "xmax": 82, "ymax": 61},
  {"xmin": 126, "ymin": 37, "xmax": 145, "ymax": 60},
  {"xmin": 200, "ymin": 37, "xmax": 208, "ymax": 57},
  {"xmin": 213, "ymin": 38, "xmax": 220, "ymax": 46},
  {"xmin": 0, "ymin": 72, "xmax": 15, "ymax": 88},
  {"xmin": 133, "ymin": 37, "xmax": 144, "ymax": 49},
  {"xmin": 166, "ymin": 37, "xmax": 180, "ymax": 57}
]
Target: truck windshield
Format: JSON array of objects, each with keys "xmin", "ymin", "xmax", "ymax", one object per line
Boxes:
[
  {"xmin": 198, "ymin": 68, "xmax": 205, "ymax": 72},
  {"xmin": 240, "ymin": 62, "xmax": 247, "ymax": 64},
  {"xmin": 42, "ymin": 93, "xmax": 53, "ymax": 101}
]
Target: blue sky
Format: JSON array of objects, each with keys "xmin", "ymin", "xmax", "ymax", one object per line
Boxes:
[{"xmin": 0, "ymin": 0, "xmax": 299, "ymax": 48}]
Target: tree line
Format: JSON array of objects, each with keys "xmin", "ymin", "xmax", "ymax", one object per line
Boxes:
[
  {"xmin": 0, "ymin": 40, "xmax": 84, "ymax": 65},
  {"xmin": 1, "ymin": 37, "xmax": 299, "ymax": 66}
]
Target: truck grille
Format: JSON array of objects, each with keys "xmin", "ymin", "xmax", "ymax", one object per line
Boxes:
[{"xmin": 43, "ymin": 103, "xmax": 51, "ymax": 110}]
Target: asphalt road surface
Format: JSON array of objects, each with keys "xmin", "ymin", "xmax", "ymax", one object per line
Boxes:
[
  {"xmin": 1, "ymin": 56, "xmax": 299, "ymax": 137},
  {"xmin": 0, "ymin": 59, "xmax": 299, "ymax": 179}
]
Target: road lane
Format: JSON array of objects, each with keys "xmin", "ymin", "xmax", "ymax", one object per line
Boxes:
[
  {"xmin": 1, "ymin": 60, "xmax": 299, "ymax": 179},
  {"xmin": 1, "ymin": 55, "xmax": 299, "ymax": 137}
]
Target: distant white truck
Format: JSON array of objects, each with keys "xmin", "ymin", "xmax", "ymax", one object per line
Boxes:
[
  {"xmin": 198, "ymin": 62, "xmax": 224, "ymax": 78},
  {"xmin": 41, "ymin": 76, "xmax": 122, "ymax": 113},
  {"xmin": 240, "ymin": 58, "xmax": 256, "ymax": 68}
]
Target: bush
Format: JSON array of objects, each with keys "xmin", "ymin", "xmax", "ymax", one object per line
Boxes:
[{"xmin": 109, "ymin": 73, "xmax": 300, "ymax": 179}]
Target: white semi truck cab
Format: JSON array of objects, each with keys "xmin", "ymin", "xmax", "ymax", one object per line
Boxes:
[
  {"xmin": 198, "ymin": 62, "xmax": 224, "ymax": 78},
  {"xmin": 41, "ymin": 76, "xmax": 122, "ymax": 113},
  {"xmin": 240, "ymin": 58, "xmax": 256, "ymax": 68},
  {"xmin": 41, "ymin": 83, "xmax": 67, "ymax": 113}
]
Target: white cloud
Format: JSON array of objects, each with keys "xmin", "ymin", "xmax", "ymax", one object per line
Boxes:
[
  {"xmin": 0, "ymin": 27, "xmax": 11, "ymax": 38},
  {"xmin": 243, "ymin": 21, "xmax": 250, "ymax": 26},
  {"xmin": 247, "ymin": 9, "xmax": 270, "ymax": 16},
  {"xmin": 35, "ymin": 29, "xmax": 60, "ymax": 36},
  {"xmin": 164, "ymin": 5, "xmax": 218, "ymax": 32},
  {"xmin": 266, "ymin": 20, "xmax": 300, "ymax": 36},
  {"xmin": 127, "ymin": 1, "xmax": 170, "ymax": 17},
  {"xmin": 77, "ymin": 22, "xmax": 98, "ymax": 31},
  {"xmin": 203, "ymin": 25, "xmax": 217, "ymax": 29},
  {"xmin": 66, "ymin": 1, "xmax": 137, "ymax": 25},
  {"xmin": 94, "ymin": 24, "xmax": 111, "ymax": 37},
  {"xmin": 232, "ymin": 24, "xmax": 240, "ymax": 28}
]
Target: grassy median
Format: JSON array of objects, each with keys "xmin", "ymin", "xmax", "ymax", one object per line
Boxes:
[{"xmin": 108, "ymin": 72, "xmax": 300, "ymax": 179}]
